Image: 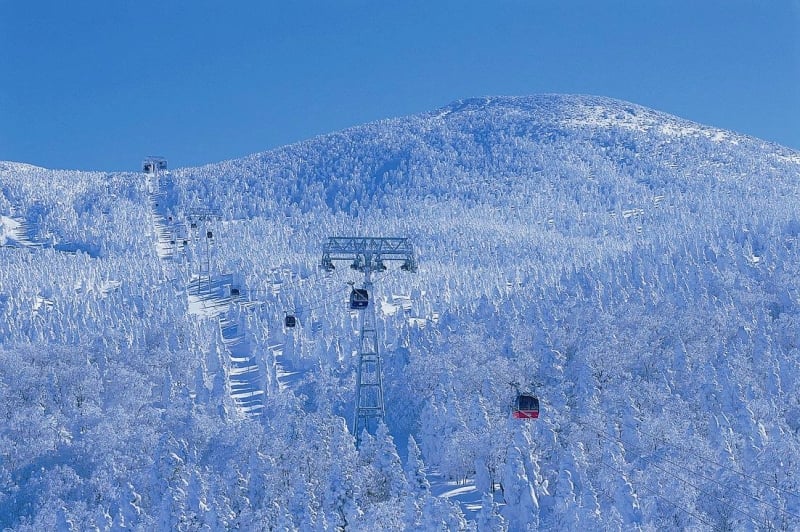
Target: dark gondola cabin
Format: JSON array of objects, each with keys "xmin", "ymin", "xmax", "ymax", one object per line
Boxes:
[
  {"xmin": 207, "ymin": 231, "xmax": 213, "ymax": 239},
  {"xmin": 513, "ymin": 394, "xmax": 540, "ymax": 419},
  {"xmin": 285, "ymin": 315, "xmax": 296, "ymax": 328},
  {"xmin": 230, "ymin": 288, "xmax": 240, "ymax": 297},
  {"xmin": 349, "ymin": 288, "xmax": 369, "ymax": 310}
]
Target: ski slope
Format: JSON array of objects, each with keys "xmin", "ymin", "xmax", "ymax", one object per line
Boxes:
[{"xmin": 148, "ymin": 173, "xmax": 266, "ymax": 419}]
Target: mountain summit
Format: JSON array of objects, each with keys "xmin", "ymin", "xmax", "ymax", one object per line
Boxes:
[{"xmin": 175, "ymin": 94, "xmax": 799, "ymax": 216}]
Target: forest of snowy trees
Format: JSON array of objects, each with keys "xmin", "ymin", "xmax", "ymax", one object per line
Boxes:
[{"xmin": 2, "ymin": 95, "xmax": 800, "ymax": 529}]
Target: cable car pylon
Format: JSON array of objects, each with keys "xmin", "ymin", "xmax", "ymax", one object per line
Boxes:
[
  {"xmin": 320, "ymin": 237, "xmax": 417, "ymax": 446},
  {"xmin": 142, "ymin": 155, "xmax": 168, "ymax": 176}
]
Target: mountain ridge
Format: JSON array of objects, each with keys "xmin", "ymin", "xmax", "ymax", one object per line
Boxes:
[
  {"xmin": 1, "ymin": 94, "xmax": 800, "ymax": 529},
  {"xmin": 8, "ymin": 94, "xmax": 799, "ymax": 174}
]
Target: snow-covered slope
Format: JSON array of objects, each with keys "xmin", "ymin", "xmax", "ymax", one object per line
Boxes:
[{"xmin": 2, "ymin": 94, "xmax": 800, "ymax": 530}]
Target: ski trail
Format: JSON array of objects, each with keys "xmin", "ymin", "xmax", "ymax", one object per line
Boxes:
[
  {"xmin": 148, "ymin": 187, "xmax": 187, "ymax": 262},
  {"xmin": 221, "ymin": 312, "xmax": 265, "ymax": 416},
  {"xmin": 2, "ymin": 206, "xmax": 94, "ymax": 254},
  {"xmin": 147, "ymin": 175, "xmax": 265, "ymax": 419},
  {"xmin": 187, "ymin": 274, "xmax": 231, "ymax": 318},
  {"xmin": 268, "ymin": 342, "xmax": 303, "ymax": 393},
  {"xmin": 1, "ymin": 213, "xmax": 45, "ymax": 248},
  {"xmin": 186, "ymin": 276, "xmax": 265, "ymax": 417}
]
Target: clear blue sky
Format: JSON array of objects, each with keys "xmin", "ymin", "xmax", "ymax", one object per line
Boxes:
[{"xmin": 1, "ymin": 1, "xmax": 798, "ymax": 171}]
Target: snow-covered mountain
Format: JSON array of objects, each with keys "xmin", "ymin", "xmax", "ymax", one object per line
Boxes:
[{"xmin": 2, "ymin": 94, "xmax": 800, "ymax": 530}]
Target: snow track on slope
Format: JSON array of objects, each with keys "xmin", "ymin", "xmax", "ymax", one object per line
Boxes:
[
  {"xmin": 148, "ymin": 176, "xmax": 265, "ymax": 419},
  {"xmin": 148, "ymin": 189, "xmax": 185, "ymax": 261},
  {"xmin": 268, "ymin": 342, "xmax": 303, "ymax": 393},
  {"xmin": 220, "ymin": 310, "xmax": 265, "ymax": 416},
  {"xmin": 1, "ymin": 214, "xmax": 45, "ymax": 248}
]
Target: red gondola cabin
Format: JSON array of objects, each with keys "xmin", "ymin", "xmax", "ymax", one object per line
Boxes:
[{"xmin": 513, "ymin": 394, "xmax": 539, "ymax": 419}]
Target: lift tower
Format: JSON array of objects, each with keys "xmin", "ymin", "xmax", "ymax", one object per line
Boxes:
[
  {"xmin": 321, "ymin": 237, "xmax": 417, "ymax": 446},
  {"xmin": 187, "ymin": 209, "xmax": 221, "ymax": 291},
  {"xmin": 142, "ymin": 156, "xmax": 168, "ymax": 177},
  {"xmin": 142, "ymin": 156, "xmax": 168, "ymax": 195}
]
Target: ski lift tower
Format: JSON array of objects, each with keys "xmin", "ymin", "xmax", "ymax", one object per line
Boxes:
[
  {"xmin": 142, "ymin": 156, "xmax": 168, "ymax": 177},
  {"xmin": 321, "ymin": 237, "xmax": 417, "ymax": 446},
  {"xmin": 142, "ymin": 156, "xmax": 168, "ymax": 194},
  {"xmin": 186, "ymin": 209, "xmax": 221, "ymax": 290}
]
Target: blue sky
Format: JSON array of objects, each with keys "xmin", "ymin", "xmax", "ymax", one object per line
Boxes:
[{"xmin": 1, "ymin": 1, "xmax": 798, "ymax": 171}]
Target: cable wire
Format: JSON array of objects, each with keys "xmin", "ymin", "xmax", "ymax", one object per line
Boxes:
[
  {"xmin": 614, "ymin": 417, "xmax": 800, "ymax": 502},
  {"xmin": 295, "ymin": 267, "xmax": 403, "ymax": 315},
  {"xmin": 594, "ymin": 457, "xmax": 716, "ymax": 529},
  {"xmin": 579, "ymin": 419, "xmax": 783, "ymax": 529}
]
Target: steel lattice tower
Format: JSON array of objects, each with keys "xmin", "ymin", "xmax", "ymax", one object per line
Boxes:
[
  {"xmin": 354, "ymin": 270, "xmax": 382, "ymax": 440},
  {"xmin": 321, "ymin": 237, "xmax": 417, "ymax": 446}
]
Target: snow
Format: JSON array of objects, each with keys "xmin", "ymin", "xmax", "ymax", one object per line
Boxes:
[
  {"xmin": 558, "ymin": 100, "xmax": 745, "ymax": 146},
  {"xmin": 1, "ymin": 214, "xmax": 38, "ymax": 247},
  {"xmin": 429, "ymin": 472, "xmax": 486, "ymax": 519},
  {"xmin": 186, "ymin": 277, "xmax": 233, "ymax": 318},
  {"xmin": 2, "ymin": 94, "xmax": 800, "ymax": 530}
]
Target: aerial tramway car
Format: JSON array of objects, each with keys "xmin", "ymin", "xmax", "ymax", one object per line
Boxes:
[
  {"xmin": 349, "ymin": 288, "xmax": 369, "ymax": 309},
  {"xmin": 512, "ymin": 393, "xmax": 540, "ymax": 419},
  {"xmin": 285, "ymin": 314, "xmax": 297, "ymax": 328}
]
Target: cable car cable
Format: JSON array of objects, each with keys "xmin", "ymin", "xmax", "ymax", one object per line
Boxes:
[
  {"xmin": 245, "ymin": 260, "xmax": 350, "ymax": 300},
  {"xmin": 259, "ymin": 267, "xmax": 403, "ymax": 326},
  {"xmin": 593, "ymin": 458, "xmax": 716, "ymax": 529},
  {"xmin": 594, "ymin": 419, "xmax": 800, "ymax": 523},
  {"xmin": 268, "ymin": 260, "xmax": 349, "ymax": 295},
  {"xmin": 613, "ymin": 417, "xmax": 800, "ymax": 502},
  {"xmin": 296, "ymin": 268, "xmax": 401, "ymax": 316},
  {"xmin": 584, "ymin": 420, "xmax": 764, "ymax": 528},
  {"xmin": 242, "ymin": 262, "xmax": 351, "ymax": 314},
  {"xmin": 579, "ymin": 419, "xmax": 788, "ymax": 528}
]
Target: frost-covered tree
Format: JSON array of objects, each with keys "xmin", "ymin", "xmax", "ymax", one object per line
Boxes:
[{"xmin": 3, "ymin": 94, "xmax": 800, "ymax": 529}]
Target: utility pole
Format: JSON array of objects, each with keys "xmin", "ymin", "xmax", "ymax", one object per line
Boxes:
[{"xmin": 321, "ymin": 237, "xmax": 417, "ymax": 446}]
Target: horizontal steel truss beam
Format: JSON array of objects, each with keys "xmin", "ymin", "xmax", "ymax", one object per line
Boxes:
[{"xmin": 321, "ymin": 237, "xmax": 416, "ymax": 271}]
